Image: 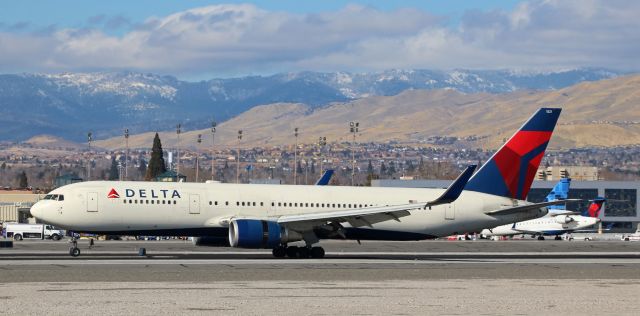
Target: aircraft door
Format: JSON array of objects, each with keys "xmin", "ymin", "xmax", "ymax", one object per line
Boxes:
[
  {"xmin": 87, "ymin": 192, "xmax": 98, "ymax": 212},
  {"xmin": 189, "ymin": 194, "xmax": 200, "ymax": 214},
  {"xmin": 445, "ymin": 203, "xmax": 455, "ymax": 220}
]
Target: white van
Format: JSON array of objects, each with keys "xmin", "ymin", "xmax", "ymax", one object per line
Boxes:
[{"xmin": 3, "ymin": 223, "xmax": 65, "ymax": 240}]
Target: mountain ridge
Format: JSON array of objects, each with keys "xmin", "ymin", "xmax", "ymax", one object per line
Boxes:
[{"xmin": 0, "ymin": 68, "xmax": 621, "ymax": 142}]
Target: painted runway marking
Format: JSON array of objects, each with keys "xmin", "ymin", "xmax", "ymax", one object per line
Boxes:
[{"xmin": 1, "ymin": 258, "xmax": 640, "ymax": 265}]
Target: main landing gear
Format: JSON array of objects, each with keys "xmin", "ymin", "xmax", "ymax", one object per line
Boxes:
[{"xmin": 272, "ymin": 245, "xmax": 325, "ymax": 259}]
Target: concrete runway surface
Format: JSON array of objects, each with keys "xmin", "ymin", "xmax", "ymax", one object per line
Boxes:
[{"xmin": 2, "ymin": 239, "xmax": 640, "ymax": 315}]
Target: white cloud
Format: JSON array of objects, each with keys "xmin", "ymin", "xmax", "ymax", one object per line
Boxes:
[{"xmin": 0, "ymin": 1, "xmax": 638, "ymax": 77}]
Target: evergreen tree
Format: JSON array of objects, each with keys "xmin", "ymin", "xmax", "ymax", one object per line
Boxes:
[
  {"xmin": 297, "ymin": 160, "xmax": 303, "ymax": 174},
  {"xmin": 367, "ymin": 160, "xmax": 374, "ymax": 175},
  {"xmin": 380, "ymin": 161, "xmax": 387, "ymax": 175},
  {"xmin": 138, "ymin": 158, "xmax": 147, "ymax": 175},
  {"xmin": 109, "ymin": 156, "xmax": 119, "ymax": 180},
  {"xmin": 388, "ymin": 161, "xmax": 396, "ymax": 175},
  {"xmin": 145, "ymin": 133, "xmax": 167, "ymax": 181},
  {"xmin": 1, "ymin": 162, "xmax": 6, "ymax": 170},
  {"xmin": 17, "ymin": 171, "xmax": 28, "ymax": 188},
  {"xmin": 310, "ymin": 161, "xmax": 316, "ymax": 174}
]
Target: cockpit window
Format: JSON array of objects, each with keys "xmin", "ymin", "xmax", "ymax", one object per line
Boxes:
[{"xmin": 43, "ymin": 194, "xmax": 64, "ymax": 201}]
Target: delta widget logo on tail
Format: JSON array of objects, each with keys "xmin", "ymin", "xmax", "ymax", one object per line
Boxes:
[{"xmin": 108, "ymin": 188, "xmax": 120, "ymax": 199}]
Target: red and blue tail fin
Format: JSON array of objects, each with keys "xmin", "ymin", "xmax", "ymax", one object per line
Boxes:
[
  {"xmin": 582, "ymin": 197, "xmax": 606, "ymax": 218},
  {"xmin": 465, "ymin": 108, "xmax": 562, "ymax": 200}
]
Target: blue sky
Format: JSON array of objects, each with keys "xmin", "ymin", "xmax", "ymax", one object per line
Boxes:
[
  {"xmin": 1, "ymin": 1, "xmax": 522, "ymax": 30},
  {"xmin": 0, "ymin": 0, "xmax": 638, "ymax": 78}
]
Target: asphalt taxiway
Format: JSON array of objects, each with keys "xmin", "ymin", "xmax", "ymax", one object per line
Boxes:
[{"xmin": 2, "ymin": 239, "xmax": 640, "ymax": 314}]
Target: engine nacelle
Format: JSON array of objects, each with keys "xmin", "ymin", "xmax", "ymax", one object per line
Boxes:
[
  {"xmin": 555, "ymin": 215, "xmax": 574, "ymax": 224},
  {"xmin": 228, "ymin": 219, "xmax": 302, "ymax": 249}
]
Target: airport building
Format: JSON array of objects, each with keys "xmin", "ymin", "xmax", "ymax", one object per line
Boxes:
[{"xmin": 372, "ymin": 179, "xmax": 640, "ymax": 232}]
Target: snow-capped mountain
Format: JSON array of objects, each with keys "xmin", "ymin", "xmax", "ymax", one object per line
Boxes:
[{"xmin": 0, "ymin": 68, "xmax": 621, "ymax": 141}]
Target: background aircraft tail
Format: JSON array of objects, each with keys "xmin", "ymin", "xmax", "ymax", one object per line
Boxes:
[
  {"xmin": 582, "ymin": 197, "xmax": 606, "ymax": 218},
  {"xmin": 546, "ymin": 178, "xmax": 571, "ymax": 210},
  {"xmin": 465, "ymin": 108, "xmax": 562, "ymax": 200}
]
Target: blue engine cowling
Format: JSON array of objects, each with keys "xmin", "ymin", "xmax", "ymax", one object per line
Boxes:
[{"xmin": 229, "ymin": 219, "xmax": 301, "ymax": 249}]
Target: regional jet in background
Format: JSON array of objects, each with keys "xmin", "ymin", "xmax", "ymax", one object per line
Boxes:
[
  {"xmin": 32, "ymin": 108, "xmax": 567, "ymax": 258},
  {"xmin": 481, "ymin": 178, "xmax": 603, "ymax": 240}
]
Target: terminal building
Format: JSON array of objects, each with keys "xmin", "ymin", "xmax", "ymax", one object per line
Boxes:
[{"xmin": 372, "ymin": 179, "xmax": 640, "ymax": 233}]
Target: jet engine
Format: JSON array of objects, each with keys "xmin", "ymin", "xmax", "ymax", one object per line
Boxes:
[
  {"xmin": 228, "ymin": 219, "xmax": 302, "ymax": 248},
  {"xmin": 555, "ymin": 215, "xmax": 574, "ymax": 224}
]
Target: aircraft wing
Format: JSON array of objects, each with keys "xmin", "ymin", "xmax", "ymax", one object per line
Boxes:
[
  {"xmin": 485, "ymin": 199, "xmax": 582, "ymax": 216},
  {"xmin": 277, "ymin": 165, "xmax": 476, "ymax": 229}
]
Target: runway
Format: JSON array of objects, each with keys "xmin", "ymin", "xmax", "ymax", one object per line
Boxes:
[{"xmin": 2, "ymin": 239, "xmax": 640, "ymax": 314}]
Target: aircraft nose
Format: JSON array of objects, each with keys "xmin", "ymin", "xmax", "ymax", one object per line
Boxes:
[{"xmin": 30, "ymin": 202, "xmax": 46, "ymax": 220}]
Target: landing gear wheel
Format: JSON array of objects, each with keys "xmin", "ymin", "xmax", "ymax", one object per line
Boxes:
[
  {"xmin": 272, "ymin": 246, "xmax": 286, "ymax": 258},
  {"xmin": 310, "ymin": 247, "xmax": 325, "ymax": 258},
  {"xmin": 554, "ymin": 236, "xmax": 562, "ymax": 240},
  {"xmin": 69, "ymin": 247, "xmax": 81, "ymax": 257},
  {"xmin": 297, "ymin": 247, "xmax": 310, "ymax": 259},
  {"xmin": 537, "ymin": 236, "xmax": 545, "ymax": 240},
  {"xmin": 286, "ymin": 246, "xmax": 299, "ymax": 258}
]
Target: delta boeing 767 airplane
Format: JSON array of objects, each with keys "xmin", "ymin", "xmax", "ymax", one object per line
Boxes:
[{"xmin": 31, "ymin": 108, "xmax": 568, "ymax": 258}]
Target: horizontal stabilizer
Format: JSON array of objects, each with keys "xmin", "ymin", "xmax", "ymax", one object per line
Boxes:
[{"xmin": 486, "ymin": 199, "xmax": 582, "ymax": 216}]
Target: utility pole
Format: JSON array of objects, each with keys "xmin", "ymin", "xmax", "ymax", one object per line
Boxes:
[
  {"xmin": 210, "ymin": 121, "xmax": 217, "ymax": 181},
  {"xmin": 350, "ymin": 121, "xmax": 359, "ymax": 186},
  {"xmin": 176, "ymin": 124, "xmax": 181, "ymax": 176},
  {"xmin": 294, "ymin": 127, "xmax": 298, "ymax": 185},
  {"xmin": 236, "ymin": 130, "xmax": 242, "ymax": 184},
  {"xmin": 87, "ymin": 132, "xmax": 92, "ymax": 181},
  {"xmin": 196, "ymin": 134, "xmax": 202, "ymax": 182},
  {"xmin": 124, "ymin": 128, "xmax": 129, "ymax": 180},
  {"xmin": 318, "ymin": 136, "xmax": 326, "ymax": 175}
]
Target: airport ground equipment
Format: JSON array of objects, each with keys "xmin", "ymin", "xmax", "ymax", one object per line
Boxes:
[{"xmin": 3, "ymin": 223, "xmax": 65, "ymax": 240}]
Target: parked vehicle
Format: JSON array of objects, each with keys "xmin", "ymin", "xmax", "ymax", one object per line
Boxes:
[{"xmin": 3, "ymin": 223, "xmax": 65, "ymax": 241}]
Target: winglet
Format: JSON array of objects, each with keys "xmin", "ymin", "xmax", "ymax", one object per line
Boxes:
[
  {"xmin": 315, "ymin": 169, "xmax": 334, "ymax": 185},
  {"xmin": 425, "ymin": 165, "xmax": 476, "ymax": 208}
]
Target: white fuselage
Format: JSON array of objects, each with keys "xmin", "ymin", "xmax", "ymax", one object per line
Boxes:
[
  {"xmin": 31, "ymin": 181, "xmax": 549, "ymax": 240},
  {"xmin": 481, "ymin": 215, "xmax": 600, "ymax": 237}
]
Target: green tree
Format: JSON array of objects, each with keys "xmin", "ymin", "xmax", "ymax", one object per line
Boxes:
[
  {"xmin": 17, "ymin": 171, "xmax": 28, "ymax": 188},
  {"xmin": 109, "ymin": 156, "xmax": 119, "ymax": 180},
  {"xmin": 367, "ymin": 160, "xmax": 374, "ymax": 175},
  {"xmin": 145, "ymin": 133, "xmax": 167, "ymax": 181}
]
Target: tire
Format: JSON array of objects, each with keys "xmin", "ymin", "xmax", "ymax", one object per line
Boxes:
[
  {"xmin": 272, "ymin": 246, "xmax": 286, "ymax": 258},
  {"xmin": 52, "ymin": 234, "xmax": 61, "ymax": 241},
  {"xmin": 286, "ymin": 246, "xmax": 299, "ymax": 258},
  {"xmin": 297, "ymin": 247, "xmax": 310, "ymax": 259},
  {"xmin": 310, "ymin": 247, "xmax": 325, "ymax": 258},
  {"xmin": 69, "ymin": 247, "xmax": 81, "ymax": 257},
  {"xmin": 13, "ymin": 234, "xmax": 22, "ymax": 241}
]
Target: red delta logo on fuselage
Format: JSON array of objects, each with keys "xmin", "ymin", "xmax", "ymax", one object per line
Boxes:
[
  {"xmin": 124, "ymin": 189, "xmax": 182, "ymax": 199},
  {"xmin": 107, "ymin": 189, "xmax": 120, "ymax": 198}
]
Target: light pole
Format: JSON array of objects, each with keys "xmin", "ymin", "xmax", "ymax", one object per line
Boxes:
[
  {"xmin": 196, "ymin": 134, "xmax": 202, "ymax": 182},
  {"xmin": 124, "ymin": 128, "xmax": 129, "ymax": 181},
  {"xmin": 293, "ymin": 127, "xmax": 298, "ymax": 185},
  {"xmin": 210, "ymin": 121, "xmax": 217, "ymax": 181},
  {"xmin": 236, "ymin": 130, "xmax": 242, "ymax": 184},
  {"xmin": 176, "ymin": 124, "xmax": 181, "ymax": 176},
  {"xmin": 87, "ymin": 132, "xmax": 92, "ymax": 181},
  {"xmin": 350, "ymin": 121, "xmax": 359, "ymax": 186},
  {"xmin": 318, "ymin": 136, "xmax": 326, "ymax": 175}
]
